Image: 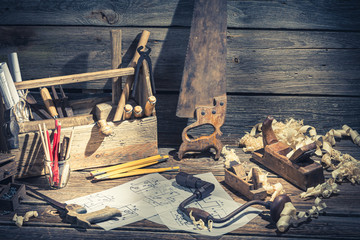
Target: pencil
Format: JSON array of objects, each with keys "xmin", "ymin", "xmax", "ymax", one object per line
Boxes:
[
  {"xmin": 93, "ymin": 166, "xmax": 180, "ymax": 181},
  {"xmin": 95, "ymin": 158, "xmax": 168, "ymax": 180},
  {"xmin": 90, "ymin": 154, "xmax": 169, "ymax": 177},
  {"xmin": 38, "ymin": 124, "xmax": 53, "ymax": 185}
]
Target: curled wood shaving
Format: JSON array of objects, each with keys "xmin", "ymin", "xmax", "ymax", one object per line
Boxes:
[
  {"xmin": 277, "ymin": 198, "xmax": 327, "ymax": 232},
  {"xmin": 14, "ymin": 215, "xmax": 24, "ymax": 228},
  {"xmin": 12, "ymin": 211, "xmax": 38, "ymax": 227},
  {"xmin": 300, "ymin": 178, "xmax": 339, "ymax": 199},
  {"xmin": 189, "ymin": 210, "xmax": 212, "ymax": 231},
  {"xmin": 277, "ymin": 202, "xmax": 297, "ymax": 232},
  {"xmin": 239, "ymin": 118, "xmax": 360, "ymax": 186},
  {"xmin": 24, "ymin": 211, "xmax": 38, "ymax": 221},
  {"xmin": 221, "ymin": 145, "xmax": 249, "ymax": 171},
  {"xmin": 221, "ymin": 146, "xmax": 241, "ymax": 169},
  {"xmin": 238, "ymin": 133, "xmax": 263, "ymax": 152},
  {"xmin": 246, "ymin": 167, "xmax": 286, "ymax": 200}
]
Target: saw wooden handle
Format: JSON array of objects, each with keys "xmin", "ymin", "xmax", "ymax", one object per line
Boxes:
[
  {"xmin": 40, "ymin": 87, "xmax": 59, "ymax": 118},
  {"xmin": 113, "ymin": 30, "xmax": 150, "ymax": 122},
  {"xmin": 178, "ymin": 95, "xmax": 227, "ymax": 159}
]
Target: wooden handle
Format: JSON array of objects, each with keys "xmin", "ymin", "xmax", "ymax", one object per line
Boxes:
[
  {"xmin": 261, "ymin": 116, "xmax": 278, "ymax": 147},
  {"xmin": 144, "ymin": 96, "xmax": 156, "ymax": 117},
  {"xmin": 124, "ymin": 104, "xmax": 133, "ymax": 120},
  {"xmin": 111, "ymin": 30, "xmax": 122, "ymax": 104},
  {"xmin": 66, "ymin": 205, "xmax": 121, "ymax": 228},
  {"xmin": 133, "ymin": 106, "xmax": 143, "ymax": 118},
  {"xmin": 113, "ymin": 30, "xmax": 150, "ymax": 122},
  {"xmin": 40, "ymin": 87, "xmax": 58, "ymax": 118}
]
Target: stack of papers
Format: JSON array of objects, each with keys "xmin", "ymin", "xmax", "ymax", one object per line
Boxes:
[{"xmin": 66, "ymin": 172, "xmax": 261, "ymax": 236}]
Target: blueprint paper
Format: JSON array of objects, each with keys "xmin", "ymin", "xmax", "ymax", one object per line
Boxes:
[
  {"xmin": 146, "ymin": 172, "xmax": 261, "ymax": 236},
  {"xmin": 65, "ymin": 173, "xmax": 169, "ymax": 230},
  {"xmin": 66, "ymin": 172, "xmax": 261, "ymax": 235}
]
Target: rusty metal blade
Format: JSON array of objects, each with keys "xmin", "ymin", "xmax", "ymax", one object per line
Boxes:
[{"xmin": 176, "ymin": 0, "xmax": 227, "ymax": 118}]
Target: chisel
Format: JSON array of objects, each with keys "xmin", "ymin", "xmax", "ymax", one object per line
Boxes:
[{"xmin": 26, "ymin": 186, "xmax": 121, "ymax": 228}]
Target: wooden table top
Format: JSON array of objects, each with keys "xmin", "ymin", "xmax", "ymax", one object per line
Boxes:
[{"xmin": 1, "ymin": 142, "xmax": 359, "ymax": 240}]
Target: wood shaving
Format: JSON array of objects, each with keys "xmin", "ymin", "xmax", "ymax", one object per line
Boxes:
[
  {"xmin": 239, "ymin": 118, "xmax": 359, "ymax": 194},
  {"xmin": 277, "ymin": 197, "xmax": 327, "ymax": 232},
  {"xmin": 24, "ymin": 211, "xmax": 38, "ymax": 221},
  {"xmin": 221, "ymin": 145, "xmax": 248, "ymax": 170},
  {"xmin": 277, "ymin": 202, "xmax": 298, "ymax": 232},
  {"xmin": 238, "ymin": 133, "xmax": 263, "ymax": 152},
  {"xmin": 14, "ymin": 215, "xmax": 24, "ymax": 227},
  {"xmin": 246, "ymin": 167, "xmax": 286, "ymax": 200},
  {"xmin": 189, "ymin": 210, "xmax": 211, "ymax": 231},
  {"xmin": 300, "ymin": 178, "xmax": 339, "ymax": 199},
  {"xmin": 12, "ymin": 211, "xmax": 38, "ymax": 227}
]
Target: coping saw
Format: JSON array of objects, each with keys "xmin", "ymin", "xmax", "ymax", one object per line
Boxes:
[{"xmin": 176, "ymin": 0, "xmax": 227, "ymax": 159}]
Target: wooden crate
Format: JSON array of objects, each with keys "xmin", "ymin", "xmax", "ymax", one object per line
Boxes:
[
  {"xmin": 13, "ymin": 116, "xmax": 158, "ymax": 178},
  {"xmin": 3, "ymin": 30, "xmax": 158, "ymax": 178}
]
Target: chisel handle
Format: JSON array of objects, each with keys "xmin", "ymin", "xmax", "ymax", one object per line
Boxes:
[
  {"xmin": 133, "ymin": 106, "xmax": 143, "ymax": 118},
  {"xmin": 40, "ymin": 87, "xmax": 59, "ymax": 118},
  {"xmin": 124, "ymin": 104, "xmax": 133, "ymax": 120},
  {"xmin": 144, "ymin": 96, "xmax": 156, "ymax": 117},
  {"xmin": 113, "ymin": 30, "xmax": 150, "ymax": 122}
]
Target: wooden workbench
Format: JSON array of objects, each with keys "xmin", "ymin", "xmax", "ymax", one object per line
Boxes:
[
  {"xmin": 1, "ymin": 141, "xmax": 359, "ymax": 240},
  {"xmin": 0, "ymin": 0, "xmax": 360, "ymax": 239}
]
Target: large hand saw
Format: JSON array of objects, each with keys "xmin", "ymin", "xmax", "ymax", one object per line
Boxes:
[{"xmin": 176, "ymin": 0, "xmax": 227, "ymax": 159}]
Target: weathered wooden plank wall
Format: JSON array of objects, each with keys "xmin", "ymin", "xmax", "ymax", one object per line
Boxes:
[{"xmin": 0, "ymin": 0, "xmax": 359, "ymax": 145}]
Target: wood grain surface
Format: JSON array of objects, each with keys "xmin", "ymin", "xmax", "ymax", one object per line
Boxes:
[
  {"xmin": 0, "ymin": 27, "xmax": 359, "ymax": 95},
  {"xmin": 0, "ymin": 143, "xmax": 359, "ymax": 239},
  {"xmin": 0, "ymin": 0, "xmax": 359, "ymax": 30},
  {"xmin": 0, "ymin": 1, "xmax": 359, "ymax": 238}
]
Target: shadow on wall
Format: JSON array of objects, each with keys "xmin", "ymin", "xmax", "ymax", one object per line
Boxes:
[{"xmin": 154, "ymin": 0, "xmax": 195, "ymax": 146}]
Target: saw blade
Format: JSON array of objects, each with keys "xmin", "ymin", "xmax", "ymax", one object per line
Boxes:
[{"xmin": 176, "ymin": 0, "xmax": 227, "ymax": 119}]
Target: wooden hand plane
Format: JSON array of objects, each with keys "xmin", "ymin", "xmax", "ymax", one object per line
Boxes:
[{"xmin": 252, "ymin": 116, "xmax": 325, "ymax": 190}]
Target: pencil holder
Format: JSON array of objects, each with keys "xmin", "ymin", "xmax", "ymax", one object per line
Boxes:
[{"xmin": 43, "ymin": 157, "xmax": 70, "ymax": 189}]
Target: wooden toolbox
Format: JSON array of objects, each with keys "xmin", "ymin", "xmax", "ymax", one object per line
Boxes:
[{"xmin": 1, "ymin": 30, "xmax": 158, "ymax": 178}]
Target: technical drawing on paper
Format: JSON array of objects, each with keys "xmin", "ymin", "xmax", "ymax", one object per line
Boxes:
[
  {"xmin": 103, "ymin": 203, "xmax": 140, "ymax": 226},
  {"xmin": 81, "ymin": 193, "xmax": 116, "ymax": 209},
  {"xmin": 170, "ymin": 210, "xmax": 194, "ymax": 228},
  {"xmin": 142, "ymin": 184, "xmax": 182, "ymax": 207},
  {"xmin": 129, "ymin": 179, "xmax": 161, "ymax": 193},
  {"xmin": 129, "ymin": 177, "xmax": 184, "ymax": 208}
]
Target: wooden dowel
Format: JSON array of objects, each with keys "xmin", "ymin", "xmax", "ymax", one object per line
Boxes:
[
  {"xmin": 38, "ymin": 124, "xmax": 50, "ymax": 160},
  {"xmin": 113, "ymin": 30, "xmax": 150, "ymax": 122},
  {"xmin": 111, "ymin": 30, "xmax": 122, "ymax": 105},
  {"xmin": 15, "ymin": 67, "xmax": 134, "ymax": 90}
]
